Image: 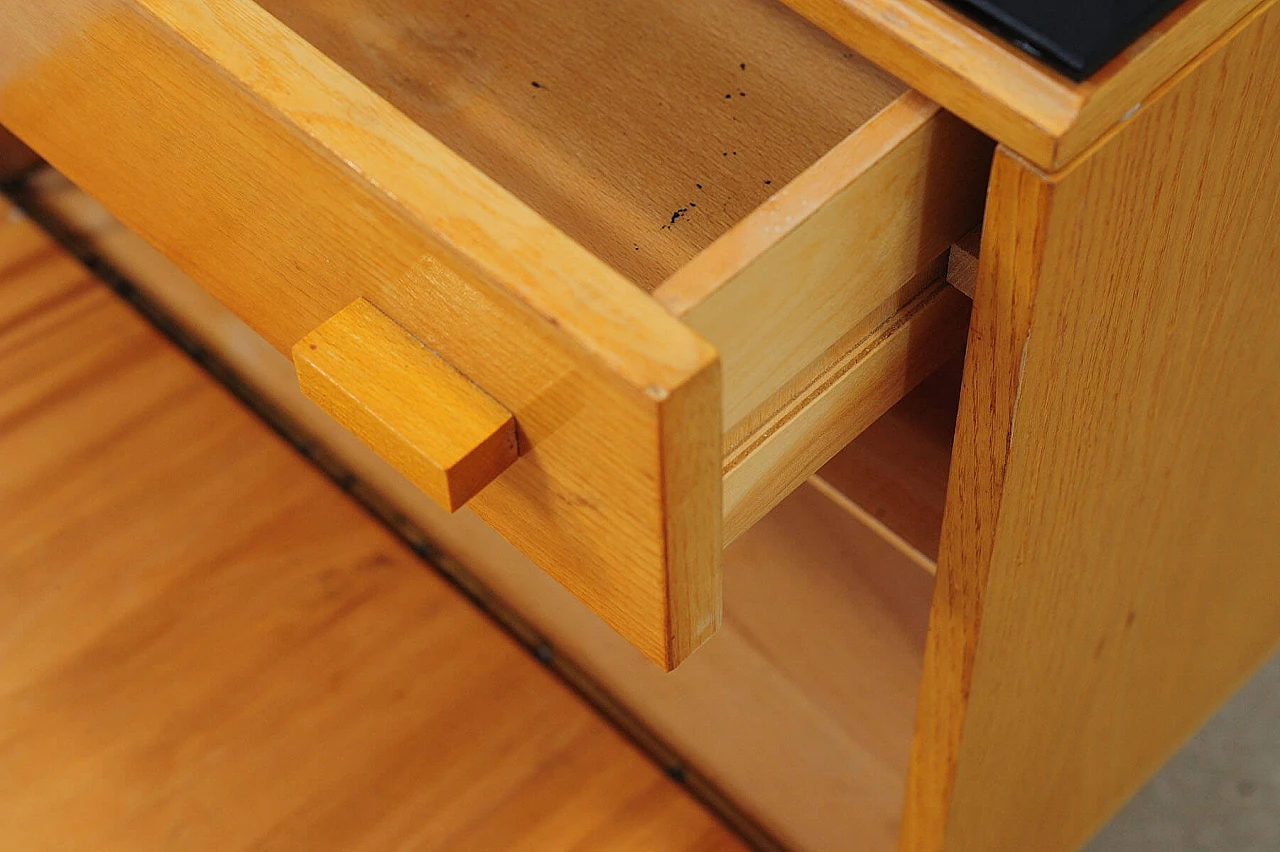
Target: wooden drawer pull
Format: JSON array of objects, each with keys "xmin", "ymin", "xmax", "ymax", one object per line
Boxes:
[{"xmin": 293, "ymin": 298, "xmax": 518, "ymax": 512}]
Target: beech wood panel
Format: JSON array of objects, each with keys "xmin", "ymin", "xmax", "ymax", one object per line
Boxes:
[
  {"xmin": 0, "ymin": 195, "xmax": 743, "ymax": 852},
  {"xmin": 723, "ymin": 280, "xmax": 969, "ymax": 543},
  {"xmin": 944, "ymin": 231, "xmax": 980, "ymax": 299},
  {"xmin": 15, "ymin": 173, "xmax": 936, "ymax": 852},
  {"xmin": 811, "ymin": 356, "xmax": 963, "ymax": 571},
  {"xmin": 257, "ymin": 0, "xmax": 907, "ymax": 291},
  {"xmin": 294, "ymin": 299, "xmax": 518, "ymax": 512},
  {"xmin": 905, "ymin": 3, "xmax": 1280, "ymax": 847},
  {"xmin": 656, "ymin": 93, "xmax": 991, "ymax": 429},
  {"xmin": 0, "ymin": 0, "xmax": 720, "ymax": 669},
  {"xmin": 776, "ymin": 0, "xmax": 1259, "ymax": 168}
]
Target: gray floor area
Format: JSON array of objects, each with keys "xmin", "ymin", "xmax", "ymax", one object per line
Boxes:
[{"xmin": 1088, "ymin": 650, "xmax": 1280, "ymax": 851}]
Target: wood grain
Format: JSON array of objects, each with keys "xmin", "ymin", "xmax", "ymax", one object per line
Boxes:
[
  {"xmin": 723, "ymin": 280, "xmax": 969, "ymax": 543},
  {"xmin": 656, "ymin": 93, "xmax": 991, "ymax": 429},
  {"xmin": 15, "ymin": 173, "xmax": 936, "ymax": 851},
  {"xmin": 944, "ymin": 230, "xmax": 979, "ymax": 299},
  {"xmin": 904, "ymin": 3, "xmax": 1280, "ymax": 847},
  {"xmin": 256, "ymin": 0, "xmax": 906, "ymax": 291},
  {"xmin": 776, "ymin": 0, "xmax": 1259, "ymax": 168},
  {"xmin": 0, "ymin": 195, "xmax": 744, "ymax": 852},
  {"xmin": 811, "ymin": 355, "xmax": 963, "ymax": 571},
  {"xmin": 2, "ymin": 0, "xmax": 1000, "ymax": 666},
  {"xmin": 294, "ymin": 299, "xmax": 518, "ymax": 512},
  {"xmin": 359, "ymin": 482, "xmax": 934, "ymax": 852},
  {"xmin": 0, "ymin": 0, "xmax": 721, "ymax": 669}
]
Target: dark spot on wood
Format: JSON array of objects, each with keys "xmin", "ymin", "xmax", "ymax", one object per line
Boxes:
[
  {"xmin": 689, "ymin": 202, "xmax": 696, "ymax": 207},
  {"xmin": 531, "ymin": 81, "xmax": 543, "ymax": 89},
  {"xmin": 764, "ymin": 180, "xmax": 772, "ymax": 185},
  {"xmin": 309, "ymin": 343, "xmax": 317, "ymax": 350},
  {"xmin": 740, "ymin": 62, "xmax": 746, "ymax": 71},
  {"xmin": 740, "ymin": 92, "xmax": 746, "ymax": 97},
  {"xmin": 696, "ymin": 183, "xmax": 702, "ymax": 189},
  {"xmin": 1125, "ymin": 610, "xmax": 1136, "ymax": 629},
  {"xmin": 661, "ymin": 207, "xmax": 690, "ymax": 230},
  {"xmin": 725, "ymin": 93, "xmax": 732, "ymax": 99}
]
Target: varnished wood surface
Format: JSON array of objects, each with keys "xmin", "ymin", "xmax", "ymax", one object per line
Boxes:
[
  {"xmin": 257, "ymin": 0, "xmax": 906, "ymax": 290},
  {"xmin": 4, "ymin": 0, "xmax": 982, "ymax": 666},
  {"xmin": 777, "ymin": 0, "xmax": 1260, "ymax": 168},
  {"xmin": 944, "ymin": 231, "xmax": 979, "ymax": 299},
  {"xmin": 0, "ymin": 195, "xmax": 746, "ymax": 851},
  {"xmin": 722, "ymin": 280, "xmax": 968, "ymax": 544},
  {"xmin": 904, "ymin": 2, "xmax": 1280, "ymax": 847},
  {"xmin": 655, "ymin": 93, "xmax": 991, "ymax": 431},
  {"xmin": 294, "ymin": 298, "xmax": 518, "ymax": 512},
  {"xmin": 0, "ymin": 0, "xmax": 723, "ymax": 669},
  {"xmin": 811, "ymin": 356, "xmax": 963, "ymax": 571},
  {"xmin": 15, "ymin": 171, "xmax": 937, "ymax": 851}
]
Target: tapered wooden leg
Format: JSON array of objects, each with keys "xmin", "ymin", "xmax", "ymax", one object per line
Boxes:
[
  {"xmin": 0, "ymin": 125, "xmax": 39, "ymax": 182},
  {"xmin": 904, "ymin": 2, "xmax": 1280, "ymax": 849}
]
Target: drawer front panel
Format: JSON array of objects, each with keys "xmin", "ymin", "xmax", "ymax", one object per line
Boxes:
[
  {"xmin": 3, "ymin": 0, "xmax": 988, "ymax": 669},
  {"xmin": 0, "ymin": 0, "xmax": 720, "ymax": 669}
]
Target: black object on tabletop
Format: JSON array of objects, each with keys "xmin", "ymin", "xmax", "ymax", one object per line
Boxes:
[{"xmin": 944, "ymin": 0, "xmax": 1184, "ymax": 80}]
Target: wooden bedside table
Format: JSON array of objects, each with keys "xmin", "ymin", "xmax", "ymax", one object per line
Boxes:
[{"xmin": 3, "ymin": 0, "xmax": 1276, "ymax": 848}]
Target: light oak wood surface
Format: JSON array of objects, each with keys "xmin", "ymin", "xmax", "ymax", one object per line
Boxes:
[
  {"xmin": 294, "ymin": 298, "xmax": 518, "ymax": 512},
  {"xmin": 0, "ymin": 0, "xmax": 722, "ymax": 669},
  {"xmin": 723, "ymin": 279, "xmax": 968, "ymax": 543},
  {"xmin": 1, "ymin": 0, "xmax": 989, "ymax": 666},
  {"xmin": 0, "ymin": 195, "xmax": 744, "ymax": 852},
  {"xmin": 655, "ymin": 92, "xmax": 991, "ymax": 429},
  {"xmin": 257, "ymin": 0, "xmax": 906, "ymax": 291},
  {"xmin": 944, "ymin": 231, "xmax": 979, "ymax": 299},
  {"xmin": 776, "ymin": 0, "xmax": 1261, "ymax": 168},
  {"xmin": 811, "ymin": 356, "xmax": 963, "ymax": 571},
  {"xmin": 13, "ymin": 170, "xmax": 940, "ymax": 851},
  {"xmin": 905, "ymin": 3, "xmax": 1280, "ymax": 847}
]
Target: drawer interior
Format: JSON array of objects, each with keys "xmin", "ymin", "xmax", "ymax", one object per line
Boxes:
[
  {"xmin": 257, "ymin": 0, "xmax": 990, "ymax": 543},
  {"xmin": 255, "ymin": 0, "xmax": 908, "ymax": 291}
]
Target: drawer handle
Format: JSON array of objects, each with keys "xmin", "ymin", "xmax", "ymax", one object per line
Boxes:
[{"xmin": 293, "ymin": 298, "xmax": 518, "ymax": 512}]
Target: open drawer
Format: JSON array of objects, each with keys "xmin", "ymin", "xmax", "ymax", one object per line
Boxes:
[{"xmin": 0, "ymin": 0, "xmax": 991, "ymax": 668}]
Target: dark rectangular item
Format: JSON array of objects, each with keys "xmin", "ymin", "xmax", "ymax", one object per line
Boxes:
[{"xmin": 944, "ymin": 0, "xmax": 1184, "ymax": 80}]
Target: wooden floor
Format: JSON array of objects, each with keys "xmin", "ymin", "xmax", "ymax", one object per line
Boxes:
[{"xmin": 0, "ymin": 194, "xmax": 744, "ymax": 851}]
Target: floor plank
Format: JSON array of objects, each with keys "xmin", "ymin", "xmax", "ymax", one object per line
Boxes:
[
  {"xmin": 15, "ymin": 169, "xmax": 936, "ymax": 851},
  {"xmin": 0, "ymin": 195, "xmax": 744, "ymax": 852}
]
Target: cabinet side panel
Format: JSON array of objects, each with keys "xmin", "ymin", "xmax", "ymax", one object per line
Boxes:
[{"xmin": 906, "ymin": 2, "xmax": 1280, "ymax": 848}]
